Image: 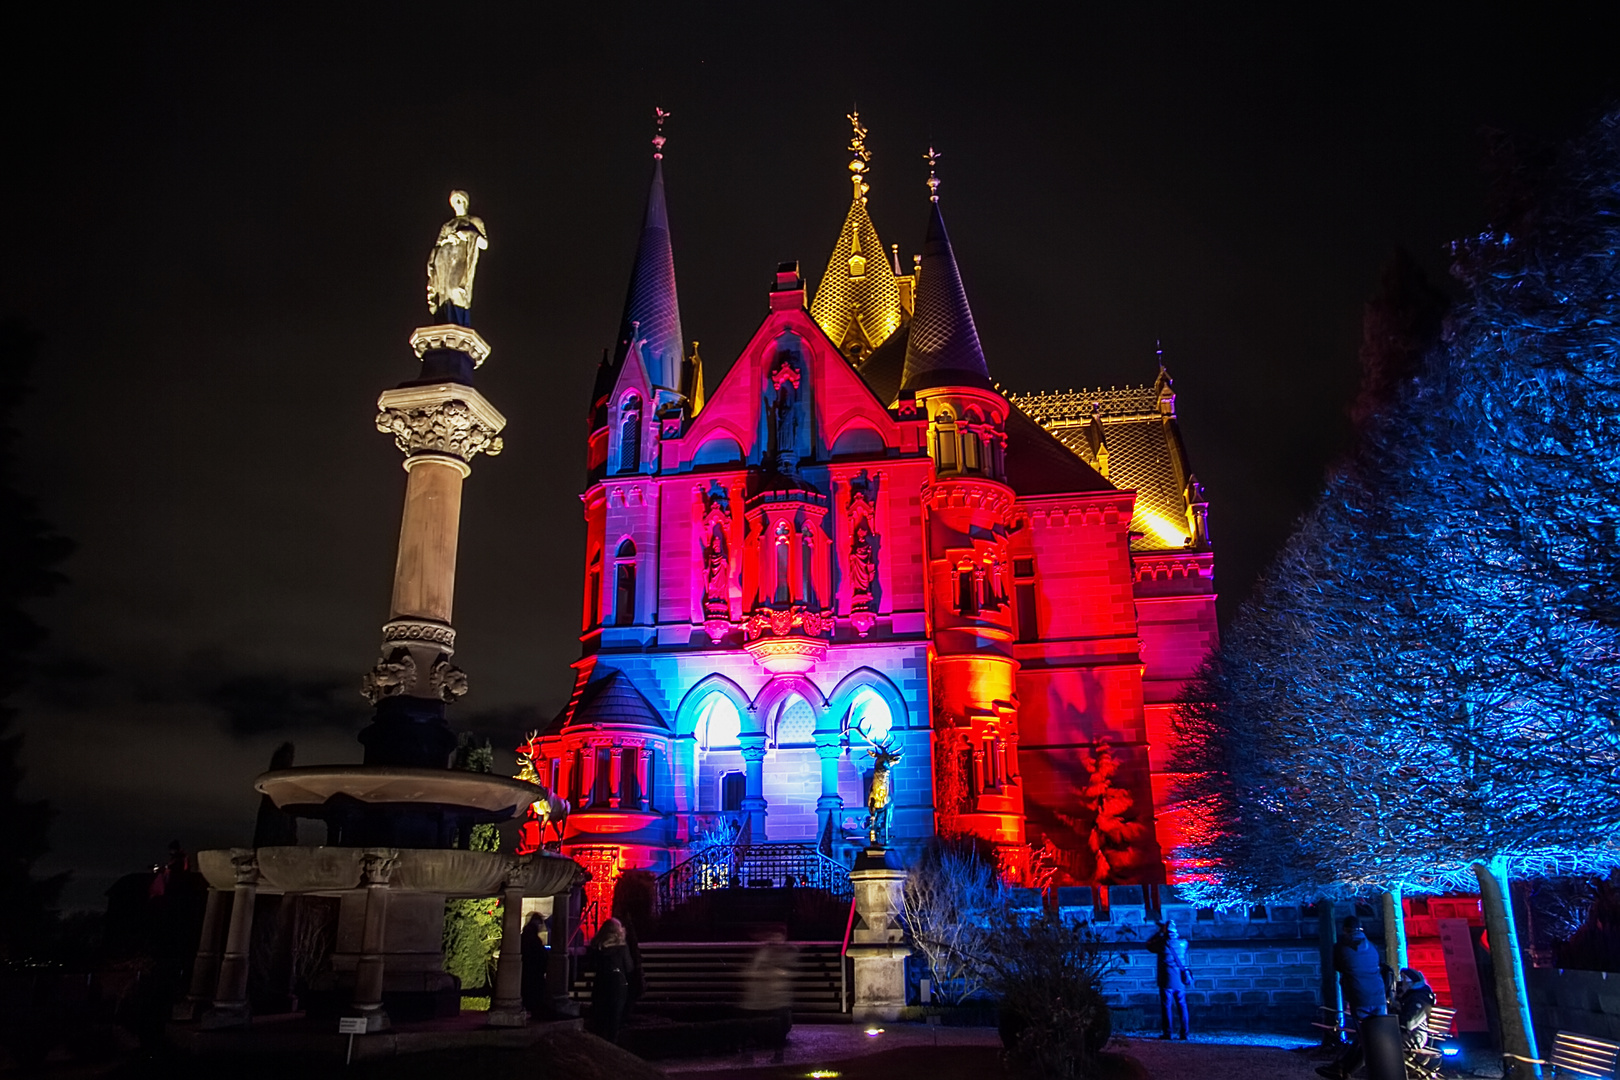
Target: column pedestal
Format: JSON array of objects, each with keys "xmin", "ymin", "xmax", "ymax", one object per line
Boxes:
[
  {"xmin": 175, "ymin": 887, "xmax": 231, "ymax": 1020},
  {"xmin": 848, "ymin": 847, "xmax": 910, "ymax": 1022},
  {"xmin": 351, "ymin": 850, "xmax": 397, "ymax": 1033},
  {"xmin": 202, "ymin": 850, "xmax": 260, "ymax": 1029},
  {"xmin": 487, "ymin": 884, "xmax": 529, "ymax": 1027}
]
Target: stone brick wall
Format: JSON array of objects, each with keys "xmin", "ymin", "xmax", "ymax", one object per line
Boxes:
[{"xmin": 1527, "ymin": 966, "xmax": 1620, "ymax": 1048}]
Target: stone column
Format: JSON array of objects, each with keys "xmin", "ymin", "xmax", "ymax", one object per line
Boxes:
[
  {"xmin": 352, "ymin": 849, "xmax": 398, "ymax": 1033},
  {"xmin": 487, "ymin": 878, "xmax": 529, "ymax": 1027},
  {"xmin": 202, "ymin": 850, "xmax": 260, "ymax": 1029},
  {"xmin": 814, "ymin": 735, "xmax": 844, "ymax": 849},
  {"xmin": 176, "ymin": 887, "xmax": 231, "ymax": 1020},
  {"xmin": 846, "ymin": 848, "xmax": 910, "ymax": 1022},
  {"xmin": 548, "ymin": 887, "xmax": 581, "ymax": 1018},
  {"xmin": 740, "ymin": 736, "xmax": 768, "ymax": 841},
  {"xmin": 1476, "ymin": 858, "xmax": 1541, "ymax": 1080}
]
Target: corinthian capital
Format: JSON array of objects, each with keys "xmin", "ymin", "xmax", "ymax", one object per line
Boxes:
[{"xmin": 376, "ymin": 383, "xmax": 507, "ymax": 464}]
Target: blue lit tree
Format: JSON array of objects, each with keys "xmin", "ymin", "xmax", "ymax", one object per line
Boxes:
[{"xmin": 1174, "ymin": 109, "xmax": 1620, "ymax": 1079}]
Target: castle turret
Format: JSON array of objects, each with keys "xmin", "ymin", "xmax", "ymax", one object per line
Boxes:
[
  {"xmin": 810, "ymin": 111, "xmax": 909, "ymax": 362},
  {"xmin": 905, "ymin": 156, "xmax": 1025, "ymax": 852}
]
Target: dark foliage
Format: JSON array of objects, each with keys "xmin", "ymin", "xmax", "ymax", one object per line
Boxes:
[
  {"xmin": 1173, "ymin": 109, "xmax": 1620, "ymax": 903},
  {"xmin": 0, "ymin": 322, "xmax": 73, "ymax": 961}
]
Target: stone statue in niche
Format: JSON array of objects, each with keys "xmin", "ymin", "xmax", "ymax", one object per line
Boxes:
[
  {"xmin": 769, "ymin": 356, "xmax": 802, "ymax": 464},
  {"xmin": 849, "ymin": 521, "xmax": 876, "ymax": 600},
  {"xmin": 426, "ymin": 190, "xmax": 489, "ymax": 325},
  {"xmin": 703, "ymin": 530, "xmax": 730, "ymax": 614}
]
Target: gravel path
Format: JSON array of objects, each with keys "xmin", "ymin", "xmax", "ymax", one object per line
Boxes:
[{"xmin": 662, "ymin": 1023, "xmax": 1335, "ymax": 1079}]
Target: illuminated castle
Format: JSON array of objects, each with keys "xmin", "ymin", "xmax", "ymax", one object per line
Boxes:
[{"xmin": 532, "ymin": 115, "xmax": 1217, "ymax": 908}]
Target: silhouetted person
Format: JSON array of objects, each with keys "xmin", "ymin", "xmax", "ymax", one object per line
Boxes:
[
  {"xmin": 520, "ymin": 912, "xmax": 549, "ymax": 1018},
  {"xmin": 1317, "ymin": 916, "xmax": 1388, "ymax": 1080},
  {"xmin": 742, "ymin": 930, "xmax": 796, "ymax": 1061},
  {"xmin": 585, "ymin": 918, "xmax": 634, "ymax": 1043},
  {"xmin": 1148, "ymin": 920, "xmax": 1193, "ymax": 1039},
  {"xmin": 253, "ymin": 742, "xmax": 299, "ymax": 847}
]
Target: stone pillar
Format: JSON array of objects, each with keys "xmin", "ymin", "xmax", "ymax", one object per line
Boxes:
[
  {"xmin": 846, "ymin": 848, "xmax": 910, "ymax": 1022},
  {"xmin": 352, "ymin": 849, "xmax": 398, "ymax": 1033},
  {"xmin": 1476, "ymin": 858, "xmax": 1541, "ymax": 1080},
  {"xmin": 176, "ymin": 887, "xmax": 231, "ymax": 1020},
  {"xmin": 487, "ymin": 881, "xmax": 529, "ymax": 1027},
  {"xmin": 202, "ymin": 850, "xmax": 260, "ymax": 1029},
  {"xmin": 390, "ymin": 456, "xmax": 465, "ymax": 625},
  {"xmin": 1317, "ymin": 898, "xmax": 1341, "ymax": 1042},
  {"xmin": 1381, "ymin": 887, "xmax": 1407, "ymax": 972},
  {"xmin": 548, "ymin": 887, "xmax": 581, "ymax": 1018},
  {"xmin": 740, "ymin": 736, "xmax": 768, "ymax": 841},
  {"xmin": 814, "ymin": 736, "xmax": 844, "ymax": 849}
]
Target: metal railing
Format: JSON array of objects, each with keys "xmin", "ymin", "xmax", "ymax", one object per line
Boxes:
[{"xmin": 655, "ymin": 842, "xmax": 853, "ymax": 915}]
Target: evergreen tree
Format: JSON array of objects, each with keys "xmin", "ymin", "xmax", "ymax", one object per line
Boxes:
[{"xmin": 0, "ymin": 322, "xmax": 72, "ymax": 961}]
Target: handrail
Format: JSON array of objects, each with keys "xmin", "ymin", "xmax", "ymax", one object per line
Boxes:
[
  {"xmin": 839, "ymin": 894, "xmax": 858, "ymax": 1013},
  {"xmin": 655, "ymin": 842, "xmax": 853, "ymax": 915}
]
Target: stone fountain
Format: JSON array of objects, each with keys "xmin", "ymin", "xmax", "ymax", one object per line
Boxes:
[{"xmin": 179, "ymin": 192, "xmax": 586, "ymax": 1034}]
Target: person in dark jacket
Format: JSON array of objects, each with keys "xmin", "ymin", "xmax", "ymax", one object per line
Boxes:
[
  {"xmin": 1396, "ymin": 968, "xmax": 1438, "ymax": 1047},
  {"xmin": 585, "ymin": 918, "xmax": 635, "ymax": 1043},
  {"xmin": 1317, "ymin": 916, "xmax": 1389, "ymax": 1080},
  {"xmin": 1147, "ymin": 920, "xmax": 1193, "ymax": 1039},
  {"xmin": 520, "ymin": 912, "xmax": 549, "ymax": 1019}
]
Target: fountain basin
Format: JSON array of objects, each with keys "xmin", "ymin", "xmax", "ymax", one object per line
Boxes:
[
  {"xmin": 255, "ymin": 766, "xmax": 545, "ymax": 816},
  {"xmin": 197, "ymin": 846, "xmax": 586, "ymax": 898}
]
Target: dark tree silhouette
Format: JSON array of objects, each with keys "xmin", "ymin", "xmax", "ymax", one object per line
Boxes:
[{"xmin": 0, "ymin": 322, "xmax": 74, "ymax": 961}]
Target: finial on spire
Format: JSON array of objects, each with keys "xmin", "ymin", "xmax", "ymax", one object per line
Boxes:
[
  {"xmin": 847, "ymin": 109, "xmax": 871, "ymax": 202},
  {"xmin": 1156, "ymin": 338, "xmax": 1165, "ymax": 370},
  {"xmin": 652, "ymin": 107, "xmax": 670, "ymax": 160},
  {"xmin": 925, "ymin": 147, "xmax": 941, "ymax": 202}
]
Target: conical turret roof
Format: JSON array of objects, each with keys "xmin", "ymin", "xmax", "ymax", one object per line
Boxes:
[
  {"xmin": 901, "ymin": 198, "xmax": 992, "ymax": 392},
  {"xmin": 613, "ymin": 158, "xmax": 685, "ymax": 393},
  {"xmin": 811, "ymin": 193, "xmax": 904, "ymax": 359}
]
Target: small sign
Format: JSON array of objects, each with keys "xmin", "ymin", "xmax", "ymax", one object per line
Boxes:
[{"xmin": 338, "ymin": 1017, "xmax": 368, "ymax": 1035}]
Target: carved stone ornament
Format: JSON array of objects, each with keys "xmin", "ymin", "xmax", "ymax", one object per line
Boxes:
[
  {"xmin": 429, "ymin": 656, "xmax": 469, "ymax": 702},
  {"xmin": 361, "ymin": 648, "xmax": 418, "ymax": 705},
  {"xmin": 359, "ymin": 848, "xmax": 400, "ymax": 887},
  {"xmin": 745, "ymin": 604, "xmax": 833, "ymax": 641},
  {"xmin": 228, "ymin": 848, "xmax": 261, "ymax": 886},
  {"xmin": 703, "ymin": 617, "xmax": 733, "ymax": 646},
  {"xmin": 410, "ymin": 324, "xmax": 492, "ymax": 368},
  {"xmin": 382, "ymin": 618, "xmax": 456, "ymax": 654},
  {"xmin": 376, "ymin": 383, "xmax": 506, "ymax": 463}
]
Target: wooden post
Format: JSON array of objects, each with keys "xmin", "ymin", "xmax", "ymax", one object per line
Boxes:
[{"xmin": 1475, "ymin": 858, "xmax": 1541, "ymax": 1080}]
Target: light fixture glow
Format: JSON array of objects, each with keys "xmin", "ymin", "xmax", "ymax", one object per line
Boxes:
[
  {"xmin": 864, "ymin": 1027, "xmax": 885, "ymax": 1036},
  {"xmin": 1137, "ymin": 508, "xmax": 1191, "ymax": 548}
]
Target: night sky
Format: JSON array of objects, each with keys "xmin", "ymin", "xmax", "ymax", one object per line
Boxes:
[{"xmin": 5, "ymin": 5, "xmax": 1616, "ymax": 906}]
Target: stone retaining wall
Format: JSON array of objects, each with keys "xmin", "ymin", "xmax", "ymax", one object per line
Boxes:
[{"xmin": 1527, "ymin": 966, "xmax": 1620, "ymax": 1048}]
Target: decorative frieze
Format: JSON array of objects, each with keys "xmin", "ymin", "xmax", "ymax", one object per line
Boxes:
[{"xmin": 382, "ymin": 618, "xmax": 456, "ymax": 654}]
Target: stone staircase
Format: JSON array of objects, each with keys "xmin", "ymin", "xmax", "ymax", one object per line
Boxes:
[{"xmin": 571, "ymin": 941, "xmax": 848, "ymax": 1017}]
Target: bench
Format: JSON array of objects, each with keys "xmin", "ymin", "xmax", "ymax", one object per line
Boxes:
[
  {"xmin": 1507, "ymin": 1030, "xmax": 1620, "ymax": 1078},
  {"xmin": 1405, "ymin": 1006, "xmax": 1456, "ymax": 1079}
]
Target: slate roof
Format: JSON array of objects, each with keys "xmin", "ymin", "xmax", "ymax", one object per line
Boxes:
[
  {"xmin": 810, "ymin": 194, "xmax": 904, "ymax": 359},
  {"xmin": 901, "ymin": 200, "xmax": 993, "ymax": 392},
  {"xmin": 612, "ymin": 159, "xmax": 685, "ymax": 393},
  {"xmin": 563, "ymin": 669, "xmax": 669, "ymax": 731},
  {"xmin": 1007, "ymin": 374, "xmax": 1196, "ymax": 551}
]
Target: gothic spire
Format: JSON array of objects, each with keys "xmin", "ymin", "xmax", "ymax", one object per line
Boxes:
[
  {"xmin": 810, "ymin": 110, "xmax": 905, "ymax": 361},
  {"xmin": 901, "ymin": 151, "xmax": 992, "ymax": 391},
  {"xmin": 613, "ymin": 108, "xmax": 685, "ymax": 393}
]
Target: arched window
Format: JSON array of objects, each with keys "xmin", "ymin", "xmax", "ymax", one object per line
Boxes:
[
  {"xmin": 848, "ymin": 687, "xmax": 893, "ymax": 744},
  {"xmin": 614, "ymin": 539, "xmax": 637, "ymax": 626},
  {"xmin": 720, "ymin": 771, "xmax": 746, "ymax": 812},
  {"xmin": 962, "ymin": 429, "xmax": 981, "ymax": 471},
  {"xmin": 694, "ymin": 692, "xmax": 742, "ymax": 751},
  {"xmin": 774, "ymin": 695, "xmax": 816, "ymax": 747},
  {"xmin": 957, "ymin": 564, "xmax": 978, "ymax": 615},
  {"xmin": 935, "ymin": 410, "xmax": 957, "ymax": 470},
  {"xmin": 586, "ymin": 549, "xmax": 602, "ymax": 629},
  {"xmin": 619, "ymin": 395, "xmax": 642, "ymax": 472},
  {"xmin": 773, "ymin": 521, "xmax": 792, "ymax": 605}
]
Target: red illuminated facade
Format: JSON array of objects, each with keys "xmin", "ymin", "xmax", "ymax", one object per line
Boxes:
[{"xmin": 531, "ymin": 121, "xmax": 1217, "ymax": 901}]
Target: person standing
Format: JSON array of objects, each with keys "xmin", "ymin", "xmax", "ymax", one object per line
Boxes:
[
  {"xmin": 520, "ymin": 912, "xmax": 549, "ymax": 1019},
  {"xmin": 1317, "ymin": 915, "xmax": 1388, "ymax": 1080},
  {"xmin": 1148, "ymin": 920, "xmax": 1193, "ymax": 1040},
  {"xmin": 585, "ymin": 918, "xmax": 635, "ymax": 1043}
]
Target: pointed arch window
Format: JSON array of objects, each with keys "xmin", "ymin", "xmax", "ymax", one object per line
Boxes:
[
  {"xmin": 614, "ymin": 539, "xmax": 637, "ymax": 626},
  {"xmin": 848, "ymin": 687, "xmax": 893, "ymax": 744},
  {"xmin": 694, "ymin": 692, "xmax": 742, "ymax": 751},
  {"xmin": 619, "ymin": 395, "xmax": 642, "ymax": 473}
]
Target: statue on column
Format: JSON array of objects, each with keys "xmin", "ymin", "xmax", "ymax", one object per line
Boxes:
[
  {"xmin": 427, "ymin": 190, "xmax": 489, "ymax": 326},
  {"xmin": 863, "ymin": 740, "xmax": 903, "ymax": 847}
]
